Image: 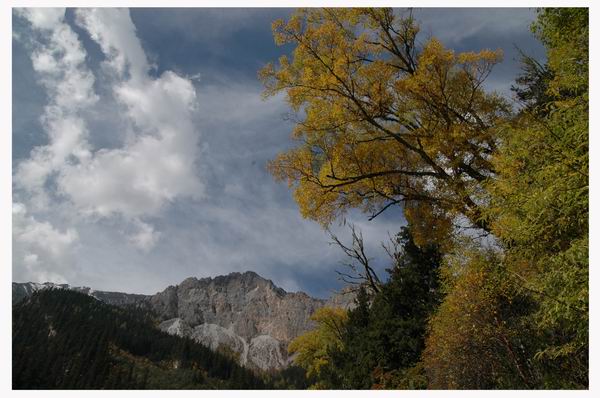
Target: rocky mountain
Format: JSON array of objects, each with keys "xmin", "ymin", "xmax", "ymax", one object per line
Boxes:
[
  {"xmin": 150, "ymin": 272, "xmax": 326, "ymax": 370},
  {"xmin": 12, "ymin": 271, "xmax": 356, "ymax": 371}
]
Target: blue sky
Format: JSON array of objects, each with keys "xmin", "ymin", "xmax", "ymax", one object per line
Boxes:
[{"xmin": 12, "ymin": 8, "xmax": 545, "ymax": 298}]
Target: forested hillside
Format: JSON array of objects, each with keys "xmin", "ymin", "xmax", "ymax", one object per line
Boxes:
[{"xmin": 12, "ymin": 289, "xmax": 307, "ymax": 389}]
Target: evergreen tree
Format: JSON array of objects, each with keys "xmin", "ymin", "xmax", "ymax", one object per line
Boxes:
[{"xmin": 333, "ymin": 226, "xmax": 442, "ymax": 389}]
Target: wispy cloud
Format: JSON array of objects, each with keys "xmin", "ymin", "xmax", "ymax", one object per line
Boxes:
[
  {"xmin": 415, "ymin": 8, "xmax": 537, "ymax": 47},
  {"xmin": 132, "ymin": 8, "xmax": 288, "ymax": 45},
  {"xmin": 14, "ymin": 8, "xmax": 97, "ymax": 210}
]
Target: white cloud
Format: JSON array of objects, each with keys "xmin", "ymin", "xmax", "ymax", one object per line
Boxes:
[
  {"xmin": 14, "ymin": 8, "xmax": 96, "ymax": 209},
  {"xmin": 23, "ymin": 253, "xmax": 39, "ymax": 267},
  {"xmin": 14, "ymin": 8, "xmax": 204, "ymax": 258},
  {"xmin": 13, "ymin": 202, "xmax": 78, "ymax": 284},
  {"xmin": 16, "ymin": 8, "xmax": 66, "ymax": 31},
  {"xmin": 128, "ymin": 220, "xmax": 161, "ymax": 252},
  {"xmin": 197, "ymin": 80, "xmax": 286, "ymax": 126},
  {"xmin": 415, "ymin": 8, "xmax": 536, "ymax": 47},
  {"xmin": 52, "ymin": 9, "xmax": 205, "ymax": 219},
  {"xmin": 75, "ymin": 8, "xmax": 148, "ymax": 80}
]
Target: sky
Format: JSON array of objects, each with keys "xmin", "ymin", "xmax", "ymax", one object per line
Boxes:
[{"xmin": 11, "ymin": 8, "xmax": 546, "ymax": 298}]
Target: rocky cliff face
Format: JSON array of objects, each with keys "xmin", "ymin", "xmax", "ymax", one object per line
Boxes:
[
  {"xmin": 150, "ymin": 271, "xmax": 327, "ymax": 370},
  {"xmin": 150, "ymin": 272, "xmax": 325, "ymax": 340},
  {"xmin": 13, "ymin": 271, "xmax": 355, "ymax": 371}
]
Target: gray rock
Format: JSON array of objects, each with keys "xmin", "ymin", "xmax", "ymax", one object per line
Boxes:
[
  {"xmin": 148, "ymin": 272, "xmax": 328, "ymax": 370},
  {"xmin": 324, "ymin": 286, "xmax": 358, "ymax": 310},
  {"xmin": 247, "ymin": 335, "xmax": 288, "ymax": 371},
  {"xmin": 158, "ymin": 318, "xmax": 193, "ymax": 338},
  {"xmin": 148, "ymin": 272, "xmax": 326, "ymax": 346}
]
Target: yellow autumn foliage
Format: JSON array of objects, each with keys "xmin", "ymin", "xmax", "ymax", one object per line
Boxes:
[
  {"xmin": 261, "ymin": 8, "xmax": 508, "ymax": 243},
  {"xmin": 287, "ymin": 307, "xmax": 348, "ymax": 388}
]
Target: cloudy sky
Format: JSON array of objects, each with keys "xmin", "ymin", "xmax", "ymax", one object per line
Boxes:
[{"xmin": 12, "ymin": 8, "xmax": 545, "ymax": 297}]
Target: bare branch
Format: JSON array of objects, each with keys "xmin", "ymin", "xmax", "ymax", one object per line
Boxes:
[{"xmin": 329, "ymin": 224, "xmax": 382, "ymax": 293}]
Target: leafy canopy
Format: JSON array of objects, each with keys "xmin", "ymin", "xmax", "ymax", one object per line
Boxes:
[{"xmin": 261, "ymin": 8, "xmax": 508, "ymax": 243}]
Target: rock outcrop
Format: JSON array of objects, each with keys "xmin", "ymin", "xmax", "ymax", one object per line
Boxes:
[{"xmin": 151, "ymin": 271, "xmax": 325, "ymax": 370}]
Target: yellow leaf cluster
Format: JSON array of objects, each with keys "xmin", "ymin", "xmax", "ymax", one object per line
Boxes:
[{"xmin": 287, "ymin": 307, "xmax": 348, "ymax": 385}]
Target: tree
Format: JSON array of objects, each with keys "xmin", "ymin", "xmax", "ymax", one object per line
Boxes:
[
  {"xmin": 287, "ymin": 307, "xmax": 348, "ymax": 389},
  {"xmin": 261, "ymin": 8, "xmax": 509, "ymax": 243},
  {"xmin": 511, "ymin": 50, "xmax": 553, "ymax": 113},
  {"xmin": 484, "ymin": 8, "xmax": 588, "ymax": 387},
  {"xmin": 422, "ymin": 8, "xmax": 589, "ymax": 389},
  {"xmin": 329, "ymin": 223, "xmax": 382, "ymax": 294},
  {"xmin": 422, "ymin": 245, "xmax": 538, "ymax": 389},
  {"xmin": 330, "ymin": 226, "xmax": 443, "ymax": 389},
  {"xmin": 12, "ymin": 289, "xmax": 267, "ymax": 389}
]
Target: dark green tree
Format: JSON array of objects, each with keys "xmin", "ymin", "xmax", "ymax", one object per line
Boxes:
[{"xmin": 322, "ymin": 226, "xmax": 443, "ymax": 389}]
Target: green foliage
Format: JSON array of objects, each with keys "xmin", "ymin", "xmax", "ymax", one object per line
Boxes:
[
  {"xmin": 511, "ymin": 52, "xmax": 553, "ymax": 112},
  {"xmin": 532, "ymin": 8, "xmax": 588, "ymax": 98},
  {"xmin": 264, "ymin": 365, "xmax": 314, "ymax": 389},
  {"xmin": 372, "ymin": 362, "xmax": 428, "ymax": 390},
  {"xmin": 424, "ymin": 7, "xmax": 589, "ymax": 389},
  {"xmin": 333, "ymin": 227, "xmax": 443, "ymax": 389},
  {"xmin": 484, "ymin": 7, "xmax": 588, "ymax": 387}
]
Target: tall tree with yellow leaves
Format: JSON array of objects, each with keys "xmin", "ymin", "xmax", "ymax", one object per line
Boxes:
[
  {"xmin": 260, "ymin": 8, "xmax": 509, "ymax": 244},
  {"xmin": 287, "ymin": 307, "xmax": 348, "ymax": 389}
]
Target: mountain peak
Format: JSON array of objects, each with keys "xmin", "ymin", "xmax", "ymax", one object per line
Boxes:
[
  {"xmin": 214, "ymin": 270, "xmax": 267, "ymax": 283},
  {"xmin": 179, "ymin": 271, "xmax": 285, "ymax": 296}
]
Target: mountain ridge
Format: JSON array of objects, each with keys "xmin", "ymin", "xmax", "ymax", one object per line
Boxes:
[{"xmin": 12, "ymin": 270, "xmax": 356, "ymax": 371}]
